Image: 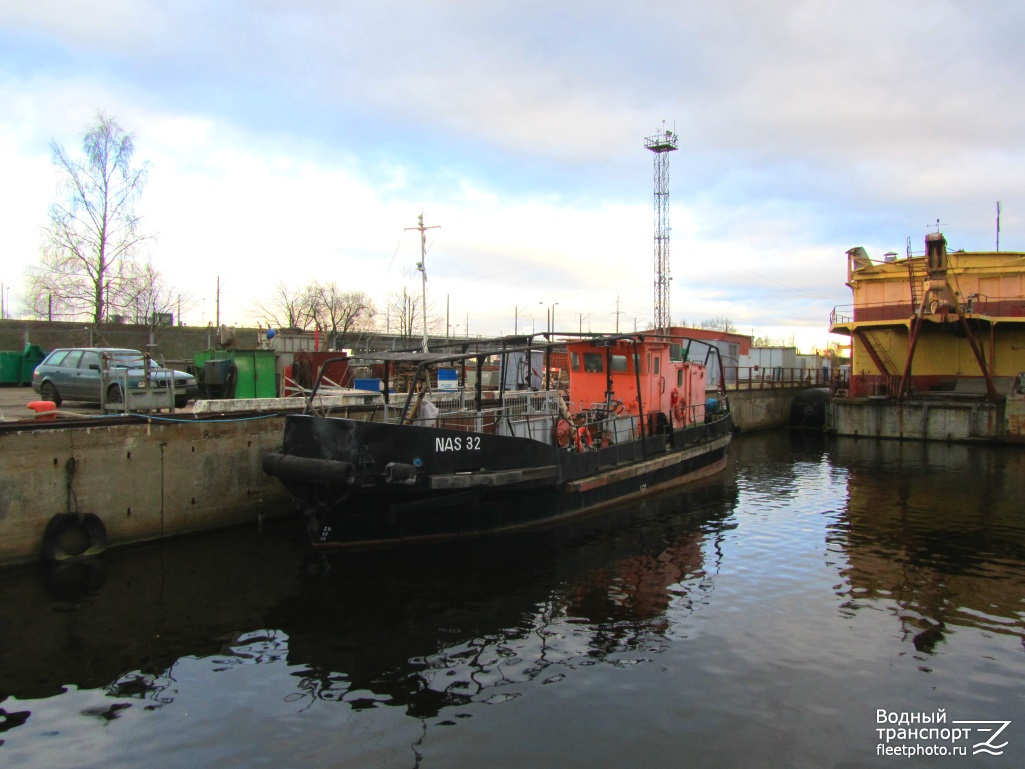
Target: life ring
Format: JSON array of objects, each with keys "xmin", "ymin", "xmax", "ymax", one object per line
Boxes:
[
  {"xmin": 42, "ymin": 513, "xmax": 108, "ymax": 561},
  {"xmin": 554, "ymin": 417, "xmax": 574, "ymax": 448},
  {"xmin": 670, "ymin": 390, "xmax": 686, "ymax": 424},
  {"xmin": 574, "ymin": 426, "xmax": 593, "ymax": 452}
]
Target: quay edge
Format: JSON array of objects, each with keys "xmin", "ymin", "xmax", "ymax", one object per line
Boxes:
[
  {"xmin": 827, "ymin": 392, "xmax": 1025, "ymax": 444},
  {"xmin": 0, "ymin": 415, "xmax": 290, "ymax": 570}
]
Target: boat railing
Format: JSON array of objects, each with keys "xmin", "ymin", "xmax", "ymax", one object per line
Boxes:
[
  {"xmin": 386, "ymin": 388, "xmax": 567, "ymax": 442},
  {"xmin": 417, "ymin": 388, "xmax": 565, "ymax": 418},
  {"xmin": 387, "ymin": 386, "xmax": 727, "ymax": 448}
]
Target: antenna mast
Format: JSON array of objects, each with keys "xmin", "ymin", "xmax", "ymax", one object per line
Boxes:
[
  {"xmin": 997, "ymin": 201, "xmax": 1001, "ymax": 252},
  {"xmin": 645, "ymin": 123, "xmax": 678, "ymax": 334},
  {"xmin": 405, "ymin": 212, "xmax": 440, "ymax": 352}
]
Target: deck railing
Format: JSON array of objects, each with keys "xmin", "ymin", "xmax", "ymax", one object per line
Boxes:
[
  {"xmin": 393, "ymin": 387, "xmax": 729, "ymax": 448},
  {"xmin": 831, "ymin": 298, "xmax": 1025, "ymax": 326},
  {"xmin": 724, "ymin": 366, "xmax": 836, "ymax": 390}
]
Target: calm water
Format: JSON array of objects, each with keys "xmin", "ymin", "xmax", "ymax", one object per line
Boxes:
[{"xmin": 2, "ymin": 431, "xmax": 1024, "ymax": 768}]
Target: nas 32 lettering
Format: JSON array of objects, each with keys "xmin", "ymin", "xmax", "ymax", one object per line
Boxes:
[{"xmin": 435, "ymin": 436, "xmax": 481, "ymax": 452}]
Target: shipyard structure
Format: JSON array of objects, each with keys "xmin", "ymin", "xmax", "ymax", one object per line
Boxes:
[{"xmin": 828, "ymin": 232, "xmax": 1025, "ymax": 442}]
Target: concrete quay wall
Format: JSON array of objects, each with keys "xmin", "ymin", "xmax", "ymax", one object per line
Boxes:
[
  {"xmin": 827, "ymin": 397, "xmax": 1025, "ymax": 443},
  {"xmin": 0, "ymin": 416, "xmax": 290, "ymax": 569},
  {"xmin": 728, "ymin": 388, "xmax": 797, "ymax": 432}
]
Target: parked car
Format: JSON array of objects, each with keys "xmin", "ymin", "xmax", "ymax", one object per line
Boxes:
[{"xmin": 31, "ymin": 348, "xmax": 199, "ymax": 409}]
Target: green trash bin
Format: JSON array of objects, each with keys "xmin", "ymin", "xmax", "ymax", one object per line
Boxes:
[
  {"xmin": 21, "ymin": 344, "xmax": 46, "ymax": 386},
  {"xmin": 0, "ymin": 351, "xmax": 20, "ymax": 385}
]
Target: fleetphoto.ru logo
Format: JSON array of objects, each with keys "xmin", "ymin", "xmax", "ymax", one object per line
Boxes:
[{"xmin": 876, "ymin": 710, "xmax": 1011, "ymax": 758}]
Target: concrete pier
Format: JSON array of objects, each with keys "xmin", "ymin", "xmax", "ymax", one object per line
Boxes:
[
  {"xmin": 827, "ymin": 394, "xmax": 1025, "ymax": 443},
  {"xmin": 0, "ymin": 387, "xmax": 386, "ymax": 569},
  {"xmin": 727, "ymin": 388, "xmax": 798, "ymax": 432},
  {"xmin": 0, "ymin": 413, "xmax": 289, "ymax": 568}
]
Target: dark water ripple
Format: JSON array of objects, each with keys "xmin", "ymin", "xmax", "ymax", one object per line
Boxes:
[{"xmin": 2, "ymin": 430, "xmax": 1024, "ymax": 768}]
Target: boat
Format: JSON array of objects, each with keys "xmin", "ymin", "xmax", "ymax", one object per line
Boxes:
[{"xmin": 263, "ymin": 333, "xmax": 734, "ymax": 546}]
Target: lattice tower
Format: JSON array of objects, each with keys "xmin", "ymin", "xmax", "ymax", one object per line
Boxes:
[{"xmin": 645, "ymin": 127, "xmax": 678, "ymax": 334}]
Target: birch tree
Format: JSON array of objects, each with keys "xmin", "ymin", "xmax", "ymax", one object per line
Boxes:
[{"xmin": 29, "ymin": 112, "xmax": 152, "ymax": 323}]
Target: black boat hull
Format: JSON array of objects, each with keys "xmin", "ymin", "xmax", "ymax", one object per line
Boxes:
[{"xmin": 265, "ymin": 414, "xmax": 733, "ymax": 547}]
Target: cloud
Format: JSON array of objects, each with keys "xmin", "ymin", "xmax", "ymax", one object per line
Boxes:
[{"xmin": 1, "ymin": 1, "xmax": 1023, "ymax": 351}]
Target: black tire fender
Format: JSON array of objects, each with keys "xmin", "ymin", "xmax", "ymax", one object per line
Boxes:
[{"xmin": 42, "ymin": 513, "xmax": 108, "ymax": 561}]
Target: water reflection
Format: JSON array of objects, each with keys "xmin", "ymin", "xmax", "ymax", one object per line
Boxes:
[
  {"xmin": 0, "ymin": 528, "xmax": 304, "ymax": 704},
  {"xmin": 0, "ymin": 477, "xmax": 738, "ymax": 732},
  {"xmin": 267, "ymin": 478, "xmax": 738, "ymax": 717},
  {"xmin": 4, "ymin": 434, "xmax": 1025, "ymax": 767},
  {"xmin": 826, "ymin": 437, "xmax": 1025, "ymax": 648}
]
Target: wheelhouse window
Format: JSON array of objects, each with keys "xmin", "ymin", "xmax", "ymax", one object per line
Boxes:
[
  {"xmin": 583, "ymin": 353, "xmax": 604, "ymax": 373},
  {"xmin": 610, "ymin": 354, "xmax": 628, "ymax": 373},
  {"xmin": 570, "ymin": 352, "xmax": 580, "ymax": 371}
]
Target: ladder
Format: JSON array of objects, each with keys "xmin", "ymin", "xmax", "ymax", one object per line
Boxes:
[{"xmin": 906, "ymin": 241, "xmax": 920, "ymax": 314}]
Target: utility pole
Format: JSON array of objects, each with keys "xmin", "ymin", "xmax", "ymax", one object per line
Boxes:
[{"xmin": 406, "ymin": 212, "xmax": 440, "ymax": 352}]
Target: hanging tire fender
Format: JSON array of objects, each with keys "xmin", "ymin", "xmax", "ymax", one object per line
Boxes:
[{"xmin": 42, "ymin": 513, "xmax": 108, "ymax": 562}]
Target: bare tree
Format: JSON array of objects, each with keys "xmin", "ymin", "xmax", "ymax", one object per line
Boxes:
[
  {"xmin": 28, "ymin": 112, "xmax": 152, "ymax": 323},
  {"xmin": 753, "ymin": 334, "xmax": 788, "ymax": 347},
  {"xmin": 385, "ymin": 286, "xmax": 421, "ymax": 346},
  {"xmin": 385, "ymin": 267, "xmax": 446, "ymax": 346},
  {"xmin": 307, "ymin": 282, "xmax": 376, "ymax": 348},
  {"xmin": 700, "ymin": 316, "xmax": 738, "ymax": 333},
  {"xmin": 254, "ymin": 280, "xmax": 316, "ymax": 330},
  {"xmin": 123, "ymin": 260, "xmax": 195, "ymax": 329}
]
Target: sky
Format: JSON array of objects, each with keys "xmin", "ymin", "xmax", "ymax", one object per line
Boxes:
[{"xmin": 2, "ymin": 1, "xmax": 1024, "ymax": 353}]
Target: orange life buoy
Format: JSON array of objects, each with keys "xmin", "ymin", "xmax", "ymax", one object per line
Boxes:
[
  {"xmin": 574, "ymin": 426, "xmax": 593, "ymax": 452},
  {"xmin": 554, "ymin": 418, "xmax": 573, "ymax": 448},
  {"xmin": 670, "ymin": 390, "xmax": 686, "ymax": 424}
]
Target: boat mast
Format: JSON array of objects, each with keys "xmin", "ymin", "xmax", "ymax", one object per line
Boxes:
[{"xmin": 406, "ymin": 212, "xmax": 440, "ymax": 352}]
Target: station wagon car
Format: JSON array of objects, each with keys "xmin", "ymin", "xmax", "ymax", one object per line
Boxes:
[{"xmin": 31, "ymin": 347, "xmax": 199, "ymax": 408}]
